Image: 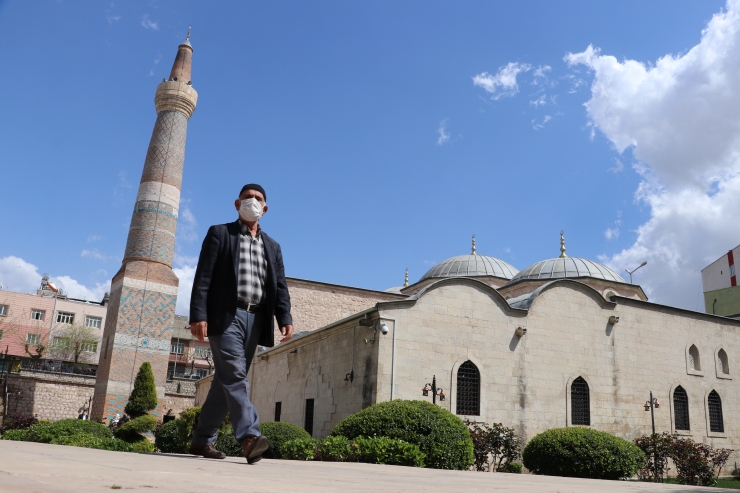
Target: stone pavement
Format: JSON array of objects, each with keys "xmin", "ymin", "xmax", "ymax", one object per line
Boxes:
[{"xmin": 0, "ymin": 441, "xmax": 726, "ymax": 492}]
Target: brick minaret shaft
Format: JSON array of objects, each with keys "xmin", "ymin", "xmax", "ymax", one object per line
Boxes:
[{"xmin": 93, "ymin": 33, "xmax": 198, "ymax": 422}]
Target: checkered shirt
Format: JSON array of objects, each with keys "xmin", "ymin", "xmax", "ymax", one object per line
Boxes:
[{"xmin": 237, "ymin": 220, "xmax": 267, "ymax": 305}]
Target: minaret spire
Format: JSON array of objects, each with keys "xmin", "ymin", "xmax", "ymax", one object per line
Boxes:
[
  {"xmin": 93, "ymin": 33, "xmax": 198, "ymax": 422},
  {"xmin": 404, "ymin": 268, "xmax": 409, "ymax": 287},
  {"xmin": 471, "ymin": 235, "xmax": 477, "ymax": 255},
  {"xmin": 559, "ymin": 231, "xmax": 567, "ymax": 258}
]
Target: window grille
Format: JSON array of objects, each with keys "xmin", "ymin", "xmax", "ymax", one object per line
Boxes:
[
  {"xmin": 708, "ymin": 390, "xmax": 724, "ymax": 433},
  {"xmin": 718, "ymin": 349, "xmax": 729, "ymax": 375},
  {"xmin": 84, "ymin": 316, "xmax": 102, "ymax": 329},
  {"xmin": 171, "ymin": 342, "xmax": 184, "ymax": 355},
  {"xmin": 456, "ymin": 361, "xmax": 480, "ymax": 416},
  {"xmin": 193, "ymin": 347, "xmax": 211, "ymax": 359},
  {"xmin": 26, "ymin": 333, "xmax": 41, "ymax": 345},
  {"xmin": 304, "ymin": 399, "xmax": 314, "ymax": 436},
  {"xmin": 689, "ymin": 345, "xmax": 700, "ymax": 371},
  {"xmin": 570, "ymin": 377, "xmax": 590, "ymax": 426},
  {"xmin": 0, "ymin": 304, "xmax": 7, "ymax": 316},
  {"xmin": 673, "ymin": 386, "xmax": 690, "ymax": 431},
  {"xmin": 82, "ymin": 341, "xmax": 98, "ymax": 353},
  {"xmin": 56, "ymin": 312, "xmax": 75, "ymax": 324},
  {"xmin": 275, "ymin": 402, "xmax": 282, "ymax": 422},
  {"xmin": 31, "ymin": 309, "xmax": 45, "ymax": 321}
]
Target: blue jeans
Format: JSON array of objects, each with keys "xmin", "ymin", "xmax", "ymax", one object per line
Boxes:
[{"xmin": 192, "ymin": 308, "xmax": 262, "ymax": 446}]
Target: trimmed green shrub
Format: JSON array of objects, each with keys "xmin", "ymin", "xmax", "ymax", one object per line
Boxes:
[
  {"xmin": 523, "ymin": 427, "xmax": 645, "ymax": 480},
  {"xmin": 280, "ymin": 437, "xmax": 318, "ymax": 460},
  {"xmin": 115, "ymin": 414, "xmax": 157, "ymax": 439},
  {"xmin": 28, "ymin": 419, "xmax": 113, "ymax": 443},
  {"xmin": 315, "ymin": 436, "xmax": 358, "ymax": 462},
  {"xmin": 129, "ymin": 435, "xmax": 155, "ymax": 453},
  {"xmin": 51, "ymin": 433, "xmax": 134, "ymax": 452},
  {"xmin": 502, "ymin": 462, "xmax": 523, "ymax": 474},
  {"xmin": 124, "ymin": 362, "xmax": 158, "ymax": 417},
  {"xmin": 154, "ymin": 420, "xmax": 189, "ymax": 454},
  {"xmin": 260, "ymin": 421, "xmax": 312, "ymax": 459},
  {"xmin": 1, "ymin": 429, "xmax": 31, "ymax": 441},
  {"xmin": 330, "ymin": 400, "xmax": 474, "ymax": 470},
  {"xmin": 355, "ymin": 437, "xmax": 425, "ymax": 467},
  {"xmin": 175, "ymin": 407, "xmax": 201, "ymax": 446},
  {"xmin": 214, "ymin": 424, "xmax": 243, "ymax": 457}
]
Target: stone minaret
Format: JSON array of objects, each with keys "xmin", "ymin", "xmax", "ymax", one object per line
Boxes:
[{"xmin": 92, "ymin": 33, "xmax": 198, "ymax": 422}]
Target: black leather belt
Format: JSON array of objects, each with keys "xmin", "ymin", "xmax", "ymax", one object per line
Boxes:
[{"xmin": 237, "ymin": 299, "xmax": 261, "ymax": 313}]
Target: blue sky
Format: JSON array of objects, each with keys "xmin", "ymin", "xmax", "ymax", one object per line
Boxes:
[{"xmin": 2, "ymin": 0, "xmax": 739, "ymax": 315}]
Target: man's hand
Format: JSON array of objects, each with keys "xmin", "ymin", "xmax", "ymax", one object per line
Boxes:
[
  {"xmin": 191, "ymin": 321, "xmax": 208, "ymax": 342},
  {"xmin": 280, "ymin": 324, "xmax": 294, "ymax": 343}
]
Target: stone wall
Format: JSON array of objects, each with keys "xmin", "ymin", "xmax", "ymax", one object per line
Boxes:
[
  {"xmin": 5, "ymin": 371, "xmax": 95, "ymax": 421},
  {"xmin": 165, "ymin": 378, "xmax": 197, "ymax": 396},
  {"xmin": 161, "ymin": 393, "xmax": 195, "ymax": 417}
]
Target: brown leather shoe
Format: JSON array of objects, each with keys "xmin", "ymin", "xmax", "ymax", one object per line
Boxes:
[
  {"xmin": 188, "ymin": 444, "xmax": 226, "ymax": 459},
  {"xmin": 241, "ymin": 435, "xmax": 269, "ymax": 464}
]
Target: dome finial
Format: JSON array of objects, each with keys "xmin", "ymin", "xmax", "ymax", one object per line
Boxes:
[
  {"xmin": 471, "ymin": 234, "xmax": 477, "ymax": 255},
  {"xmin": 404, "ymin": 268, "xmax": 409, "ymax": 287},
  {"xmin": 559, "ymin": 230, "xmax": 567, "ymax": 258},
  {"xmin": 186, "ymin": 25, "xmax": 191, "ymax": 41}
]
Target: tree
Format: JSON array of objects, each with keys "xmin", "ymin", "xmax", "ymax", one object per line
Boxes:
[
  {"xmin": 124, "ymin": 362, "xmax": 158, "ymax": 417},
  {"xmin": 47, "ymin": 321, "xmax": 100, "ymax": 364}
]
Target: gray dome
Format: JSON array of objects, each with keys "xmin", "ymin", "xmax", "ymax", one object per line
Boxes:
[
  {"xmin": 420, "ymin": 255, "xmax": 519, "ymax": 281},
  {"xmin": 509, "ymin": 257, "xmax": 625, "ymax": 283}
]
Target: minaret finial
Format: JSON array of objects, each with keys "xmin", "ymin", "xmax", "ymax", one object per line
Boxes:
[
  {"xmin": 186, "ymin": 26, "xmax": 191, "ymax": 41},
  {"xmin": 404, "ymin": 268, "xmax": 409, "ymax": 287},
  {"xmin": 559, "ymin": 230, "xmax": 567, "ymax": 258},
  {"xmin": 472, "ymin": 235, "xmax": 477, "ymax": 255}
]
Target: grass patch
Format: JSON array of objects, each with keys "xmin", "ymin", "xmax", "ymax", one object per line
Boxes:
[{"xmin": 660, "ymin": 477, "xmax": 740, "ymax": 489}]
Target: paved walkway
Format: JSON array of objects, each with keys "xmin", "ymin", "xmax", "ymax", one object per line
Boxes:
[{"xmin": 0, "ymin": 441, "xmax": 727, "ymax": 492}]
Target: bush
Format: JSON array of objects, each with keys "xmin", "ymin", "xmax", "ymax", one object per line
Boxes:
[
  {"xmin": 280, "ymin": 437, "xmax": 318, "ymax": 460},
  {"xmin": 501, "ymin": 462, "xmax": 523, "ymax": 474},
  {"xmin": 154, "ymin": 420, "xmax": 189, "ymax": 454},
  {"xmin": 214, "ymin": 424, "xmax": 243, "ymax": 457},
  {"xmin": 1, "ymin": 413, "xmax": 38, "ymax": 433},
  {"xmin": 330, "ymin": 400, "xmax": 474, "ymax": 470},
  {"xmin": 634, "ymin": 433, "xmax": 675, "ymax": 482},
  {"xmin": 1, "ymin": 429, "xmax": 31, "ymax": 441},
  {"xmin": 115, "ymin": 414, "xmax": 157, "ymax": 439},
  {"xmin": 51, "ymin": 433, "xmax": 134, "ymax": 452},
  {"xmin": 523, "ymin": 427, "xmax": 645, "ymax": 480},
  {"xmin": 175, "ymin": 407, "xmax": 201, "ymax": 446},
  {"xmin": 28, "ymin": 419, "xmax": 113, "ymax": 443},
  {"xmin": 125, "ymin": 362, "xmax": 158, "ymax": 417},
  {"xmin": 354, "ymin": 437, "xmax": 425, "ymax": 467},
  {"xmin": 128, "ymin": 435, "xmax": 155, "ymax": 453},
  {"xmin": 466, "ymin": 420, "xmax": 521, "ymax": 472},
  {"xmin": 670, "ymin": 437, "xmax": 732, "ymax": 487},
  {"xmin": 260, "ymin": 422, "xmax": 312, "ymax": 459},
  {"xmin": 315, "ymin": 436, "xmax": 358, "ymax": 462}
]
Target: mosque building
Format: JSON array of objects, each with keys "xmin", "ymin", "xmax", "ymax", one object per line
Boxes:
[{"xmin": 194, "ymin": 232, "xmax": 740, "ymax": 455}]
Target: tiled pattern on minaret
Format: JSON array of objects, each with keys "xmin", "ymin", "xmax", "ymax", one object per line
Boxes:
[{"xmin": 92, "ymin": 37, "xmax": 197, "ymax": 422}]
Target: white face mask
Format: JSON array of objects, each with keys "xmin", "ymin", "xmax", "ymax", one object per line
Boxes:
[{"xmin": 239, "ymin": 198, "xmax": 264, "ymax": 222}]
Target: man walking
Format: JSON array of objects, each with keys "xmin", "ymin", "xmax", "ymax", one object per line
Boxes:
[{"xmin": 188, "ymin": 184, "xmax": 293, "ymax": 464}]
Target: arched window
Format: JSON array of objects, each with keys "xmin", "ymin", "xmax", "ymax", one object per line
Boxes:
[
  {"xmin": 718, "ymin": 349, "xmax": 729, "ymax": 375},
  {"xmin": 456, "ymin": 361, "xmax": 480, "ymax": 416},
  {"xmin": 673, "ymin": 386, "xmax": 690, "ymax": 431},
  {"xmin": 571, "ymin": 377, "xmax": 590, "ymax": 426},
  {"xmin": 708, "ymin": 390, "xmax": 724, "ymax": 433},
  {"xmin": 689, "ymin": 345, "xmax": 701, "ymax": 371}
]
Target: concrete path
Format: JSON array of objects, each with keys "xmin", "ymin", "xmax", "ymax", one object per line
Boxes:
[{"xmin": 0, "ymin": 441, "xmax": 726, "ymax": 492}]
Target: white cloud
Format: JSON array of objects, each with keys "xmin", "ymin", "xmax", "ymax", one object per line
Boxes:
[
  {"xmin": 473, "ymin": 62, "xmax": 532, "ymax": 100},
  {"xmin": 0, "ymin": 256, "xmax": 109, "ymax": 302},
  {"xmin": 436, "ymin": 120, "xmax": 450, "ymax": 146},
  {"xmin": 107, "ymin": 15, "xmax": 121, "ymax": 24},
  {"xmin": 608, "ymin": 158, "xmax": 624, "ymax": 174},
  {"xmin": 568, "ymin": 0, "xmax": 740, "ymax": 309},
  {"xmin": 177, "ymin": 204, "xmax": 198, "ymax": 243},
  {"xmin": 141, "ymin": 14, "xmax": 159, "ymax": 30},
  {"xmin": 81, "ymin": 249, "xmax": 107, "ymax": 260},
  {"xmin": 148, "ymin": 54, "xmax": 162, "ymax": 77},
  {"xmin": 530, "ymin": 94, "xmax": 547, "ymax": 107},
  {"xmin": 87, "ymin": 235, "xmax": 103, "ymax": 243},
  {"xmin": 533, "ymin": 65, "xmax": 551, "ymax": 79},
  {"xmin": 531, "ymin": 115, "xmax": 552, "ymax": 130},
  {"xmin": 173, "ymin": 260, "xmax": 196, "ymax": 317}
]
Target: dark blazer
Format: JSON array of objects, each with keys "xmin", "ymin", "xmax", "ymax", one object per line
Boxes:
[{"xmin": 189, "ymin": 220, "xmax": 292, "ymax": 347}]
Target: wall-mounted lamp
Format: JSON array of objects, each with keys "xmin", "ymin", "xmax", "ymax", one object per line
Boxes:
[
  {"xmin": 379, "ymin": 323, "xmax": 389, "ymax": 335},
  {"xmin": 258, "ymin": 354, "xmax": 269, "ymax": 361},
  {"xmin": 345, "ymin": 370, "xmax": 354, "ymax": 383},
  {"xmin": 608, "ymin": 315, "xmax": 620, "ymax": 325},
  {"xmin": 289, "ymin": 349, "xmax": 297, "ymax": 354},
  {"xmin": 515, "ymin": 327, "xmax": 527, "ymax": 337}
]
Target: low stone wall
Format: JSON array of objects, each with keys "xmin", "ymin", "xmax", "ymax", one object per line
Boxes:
[
  {"xmin": 5, "ymin": 371, "xmax": 95, "ymax": 421},
  {"xmin": 161, "ymin": 393, "xmax": 196, "ymax": 417},
  {"xmin": 165, "ymin": 378, "xmax": 197, "ymax": 396}
]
